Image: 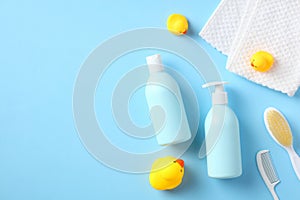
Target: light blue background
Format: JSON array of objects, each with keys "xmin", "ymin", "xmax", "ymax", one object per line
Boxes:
[{"xmin": 1, "ymin": 0, "xmax": 300, "ymax": 199}]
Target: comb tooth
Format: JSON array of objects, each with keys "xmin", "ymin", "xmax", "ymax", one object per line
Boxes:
[
  {"xmin": 263, "ymin": 154, "xmax": 278, "ymax": 183},
  {"xmin": 261, "ymin": 152, "xmax": 279, "ymax": 183},
  {"xmin": 262, "ymin": 156, "xmax": 276, "ymax": 181}
]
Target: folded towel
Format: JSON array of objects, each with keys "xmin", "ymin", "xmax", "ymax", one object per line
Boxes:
[
  {"xmin": 200, "ymin": 0, "xmax": 250, "ymax": 55},
  {"xmin": 200, "ymin": 0, "xmax": 300, "ymax": 96}
]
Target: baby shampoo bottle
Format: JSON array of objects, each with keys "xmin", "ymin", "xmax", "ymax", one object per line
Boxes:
[
  {"xmin": 202, "ymin": 82, "xmax": 242, "ymax": 178},
  {"xmin": 145, "ymin": 54, "xmax": 191, "ymax": 146}
]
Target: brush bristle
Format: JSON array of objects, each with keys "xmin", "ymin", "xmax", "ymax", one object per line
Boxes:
[
  {"xmin": 261, "ymin": 151, "xmax": 279, "ymax": 183},
  {"xmin": 265, "ymin": 109, "xmax": 292, "ymax": 147}
]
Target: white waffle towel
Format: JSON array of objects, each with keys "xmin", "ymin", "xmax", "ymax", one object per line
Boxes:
[
  {"xmin": 200, "ymin": 0, "xmax": 250, "ymax": 55},
  {"xmin": 200, "ymin": 0, "xmax": 300, "ymax": 96}
]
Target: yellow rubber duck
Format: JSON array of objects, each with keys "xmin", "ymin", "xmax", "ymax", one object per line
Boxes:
[
  {"xmin": 167, "ymin": 14, "xmax": 188, "ymax": 35},
  {"xmin": 149, "ymin": 156, "xmax": 184, "ymax": 190},
  {"xmin": 250, "ymin": 51, "xmax": 274, "ymax": 72}
]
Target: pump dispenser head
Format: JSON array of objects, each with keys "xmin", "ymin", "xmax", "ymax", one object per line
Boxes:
[
  {"xmin": 202, "ymin": 81, "xmax": 229, "ymax": 105},
  {"xmin": 146, "ymin": 54, "xmax": 164, "ymax": 73}
]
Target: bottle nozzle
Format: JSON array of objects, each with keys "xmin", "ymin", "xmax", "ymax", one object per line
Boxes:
[
  {"xmin": 202, "ymin": 81, "xmax": 229, "ymax": 89},
  {"xmin": 202, "ymin": 81, "xmax": 229, "ymax": 105}
]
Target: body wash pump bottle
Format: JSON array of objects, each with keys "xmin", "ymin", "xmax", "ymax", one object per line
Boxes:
[
  {"xmin": 203, "ymin": 82, "xmax": 242, "ymax": 178},
  {"xmin": 145, "ymin": 54, "xmax": 191, "ymax": 146}
]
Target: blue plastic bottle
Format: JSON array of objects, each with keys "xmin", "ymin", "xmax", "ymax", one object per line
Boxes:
[
  {"xmin": 145, "ymin": 54, "xmax": 191, "ymax": 146},
  {"xmin": 202, "ymin": 82, "xmax": 242, "ymax": 178}
]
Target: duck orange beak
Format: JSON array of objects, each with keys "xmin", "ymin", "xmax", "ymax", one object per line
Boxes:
[{"xmin": 176, "ymin": 159, "xmax": 184, "ymax": 167}]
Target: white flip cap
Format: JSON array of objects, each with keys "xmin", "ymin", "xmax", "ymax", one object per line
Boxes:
[
  {"xmin": 146, "ymin": 54, "xmax": 164, "ymax": 73},
  {"xmin": 202, "ymin": 81, "xmax": 229, "ymax": 105}
]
